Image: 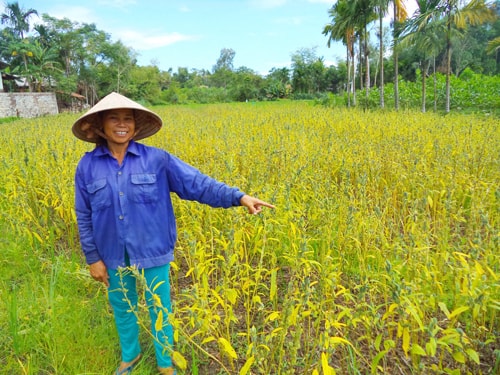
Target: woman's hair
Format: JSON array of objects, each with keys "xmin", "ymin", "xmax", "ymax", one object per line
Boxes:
[{"xmin": 94, "ymin": 111, "xmax": 107, "ymax": 147}]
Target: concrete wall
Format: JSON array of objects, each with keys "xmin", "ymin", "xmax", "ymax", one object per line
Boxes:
[{"xmin": 0, "ymin": 92, "xmax": 59, "ymax": 118}]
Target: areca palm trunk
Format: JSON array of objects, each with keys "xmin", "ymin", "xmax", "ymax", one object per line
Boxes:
[
  {"xmin": 352, "ymin": 48, "xmax": 357, "ymax": 107},
  {"xmin": 445, "ymin": 9, "xmax": 452, "ymax": 113},
  {"xmin": 359, "ymin": 36, "xmax": 363, "ymax": 92},
  {"xmin": 421, "ymin": 60, "xmax": 431, "ymax": 113},
  {"xmin": 433, "ymin": 57, "xmax": 437, "ymax": 112},
  {"xmin": 346, "ymin": 45, "xmax": 351, "ymax": 107},
  {"xmin": 365, "ymin": 25, "xmax": 370, "ymax": 105},
  {"xmin": 421, "ymin": 64, "xmax": 426, "ymax": 113},
  {"xmin": 379, "ymin": 12, "xmax": 384, "ymax": 108},
  {"xmin": 22, "ymin": 54, "xmax": 33, "ymax": 92},
  {"xmin": 393, "ymin": 3, "xmax": 399, "ymax": 110}
]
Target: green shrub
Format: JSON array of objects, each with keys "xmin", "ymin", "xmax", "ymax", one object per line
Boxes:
[{"xmin": 329, "ymin": 71, "xmax": 500, "ymax": 114}]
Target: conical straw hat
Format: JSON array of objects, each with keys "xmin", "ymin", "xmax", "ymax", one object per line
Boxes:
[{"xmin": 72, "ymin": 92, "xmax": 162, "ymax": 143}]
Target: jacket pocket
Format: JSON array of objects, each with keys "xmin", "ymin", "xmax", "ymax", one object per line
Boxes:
[
  {"xmin": 130, "ymin": 173, "xmax": 158, "ymax": 203},
  {"xmin": 86, "ymin": 178, "xmax": 111, "ymax": 211}
]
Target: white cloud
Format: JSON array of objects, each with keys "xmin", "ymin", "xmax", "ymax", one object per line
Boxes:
[
  {"xmin": 307, "ymin": 0, "xmax": 336, "ymax": 3},
  {"xmin": 323, "ymin": 58, "xmax": 337, "ymax": 67},
  {"xmin": 97, "ymin": 0, "xmax": 137, "ymax": 9},
  {"xmin": 249, "ymin": 0, "xmax": 287, "ymax": 9},
  {"xmin": 48, "ymin": 5, "xmax": 97, "ymax": 24},
  {"xmin": 274, "ymin": 16, "xmax": 303, "ymax": 26},
  {"xmin": 115, "ymin": 30, "xmax": 198, "ymax": 50}
]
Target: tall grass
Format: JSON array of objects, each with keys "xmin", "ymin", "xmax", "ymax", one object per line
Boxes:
[{"xmin": 0, "ymin": 102, "xmax": 498, "ymax": 374}]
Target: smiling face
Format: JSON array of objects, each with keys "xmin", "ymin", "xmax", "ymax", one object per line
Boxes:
[{"xmin": 101, "ymin": 108, "xmax": 136, "ymax": 147}]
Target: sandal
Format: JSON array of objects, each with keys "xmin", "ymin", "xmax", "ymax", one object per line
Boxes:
[
  {"xmin": 115, "ymin": 354, "xmax": 141, "ymax": 375},
  {"xmin": 157, "ymin": 367, "xmax": 176, "ymax": 375}
]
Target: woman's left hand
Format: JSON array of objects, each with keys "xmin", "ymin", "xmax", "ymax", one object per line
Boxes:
[
  {"xmin": 240, "ymin": 195, "xmax": 275, "ymax": 215},
  {"xmin": 89, "ymin": 260, "xmax": 110, "ymax": 287}
]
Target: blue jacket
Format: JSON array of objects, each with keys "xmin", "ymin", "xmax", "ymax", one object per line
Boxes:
[{"xmin": 75, "ymin": 141, "xmax": 244, "ymax": 269}]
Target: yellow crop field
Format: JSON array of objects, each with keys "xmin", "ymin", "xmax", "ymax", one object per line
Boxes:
[{"xmin": 0, "ymin": 101, "xmax": 498, "ymax": 374}]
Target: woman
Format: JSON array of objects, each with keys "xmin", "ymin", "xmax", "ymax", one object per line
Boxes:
[{"xmin": 73, "ymin": 92, "xmax": 274, "ymax": 374}]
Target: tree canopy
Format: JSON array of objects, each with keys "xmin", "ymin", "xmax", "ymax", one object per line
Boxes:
[{"xmin": 0, "ymin": 0, "xmax": 498, "ymax": 112}]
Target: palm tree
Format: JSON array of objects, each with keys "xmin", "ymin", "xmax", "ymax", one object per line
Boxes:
[
  {"xmin": 325, "ymin": 0, "xmax": 380, "ymax": 108},
  {"xmin": 1, "ymin": 1, "xmax": 38, "ymax": 39},
  {"xmin": 323, "ymin": 0, "xmax": 356, "ymax": 106},
  {"xmin": 33, "ymin": 23, "xmax": 55, "ymax": 50},
  {"xmin": 400, "ymin": 0, "xmax": 444, "ymax": 112},
  {"xmin": 486, "ymin": 36, "xmax": 500, "ymax": 54},
  {"xmin": 440, "ymin": 0, "xmax": 496, "ymax": 112},
  {"xmin": 40, "ymin": 15, "xmax": 80, "ymax": 78},
  {"xmin": 373, "ymin": 0, "xmax": 391, "ymax": 108},
  {"xmin": 392, "ymin": 0, "xmax": 408, "ymax": 111},
  {"xmin": 1, "ymin": 1, "xmax": 38, "ymax": 91},
  {"xmin": 348, "ymin": 0, "xmax": 377, "ymax": 106}
]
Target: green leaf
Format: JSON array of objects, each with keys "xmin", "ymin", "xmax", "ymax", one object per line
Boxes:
[
  {"xmin": 452, "ymin": 351, "xmax": 466, "ymax": 364},
  {"xmin": 466, "ymin": 348, "xmax": 480, "ymax": 364},
  {"xmin": 270, "ymin": 268, "xmax": 277, "ymax": 302},
  {"xmin": 410, "ymin": 344, "xmax": 427, "ymax": 356},
  {"xmin": 426, "ymin": 338, "xmax": 437, "ymax": 356},
  {"xmin": 383, "ymin": 339, "xmax": 395, "ymax": 350},
  {"xmin": 374, "ymin": 334, "xmax": 382, "ymax": 351},
  {"xmin": 371, "ymin": 350, "xmax": 388, "ymax": 374},
  {"xmin": 448, "ymin": 306, "xmax": 469, "ymax": 319},
  {"xmin": 438, "ymin": 302, "xmax": 450, "ymax": 318}
]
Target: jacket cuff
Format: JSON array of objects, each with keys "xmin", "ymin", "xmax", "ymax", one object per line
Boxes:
[
  {"xmin": 84, "ymin": 249, "xmax": 101, "ymax": 265},
  {"xmin": 232, "ymin": 191, "xmax": 245, "ymax": 206}
]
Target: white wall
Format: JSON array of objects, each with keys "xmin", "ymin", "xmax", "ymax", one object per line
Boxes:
[{"xmin": 0, "ymin": 92, "xmax": 59, "ymax": 118}]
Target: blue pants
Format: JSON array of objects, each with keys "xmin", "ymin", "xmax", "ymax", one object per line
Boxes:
[{"xmin": 107, "ymin": 263, "xmax": 173, "ymax": 368}]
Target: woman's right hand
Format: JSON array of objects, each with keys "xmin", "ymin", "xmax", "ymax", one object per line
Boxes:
[{"xmin": 89, "ymin": 260, "xmax": 110, "ymax": 287}]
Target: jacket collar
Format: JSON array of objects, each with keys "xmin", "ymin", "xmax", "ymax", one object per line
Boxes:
[{"xmin": 94, "ymin": 140, "xmax": 141, "ymax": 158}]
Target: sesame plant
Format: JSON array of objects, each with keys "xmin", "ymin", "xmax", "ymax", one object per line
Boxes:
[{"xmin": 0, "ymin": 102, "xmax": 498, "ymax": 374}]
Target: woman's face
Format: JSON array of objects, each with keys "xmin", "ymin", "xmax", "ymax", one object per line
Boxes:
[{"xmin": 101, "ymin": 108, "xmax": 136, "ymax": 146}]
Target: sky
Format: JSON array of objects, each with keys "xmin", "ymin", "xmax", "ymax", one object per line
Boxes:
[{"xmin": 18, "ymin": 0, "xmax": 418, "ymax": 76}]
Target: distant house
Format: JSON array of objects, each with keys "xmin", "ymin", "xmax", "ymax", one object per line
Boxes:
[
  {"xmin": 0, "ymin": 61, "xmax": 8, "ymax": 92},
  {"xmin": 0, "ymin": 61, "xmax": 30, "ymax": 92},
  {"xmin": 0, "ymin": 61, "xmax": 58, "ymax": 92},
  {"xmin": 70, "ymin": 92, "xmax": 87, "ymax": 112},
  {"xmin": 54, "ymin": 90, "xmax": 88, "ymax": 113},
  {"xmin": 11, "ymin": 76, "xmax": 30, "ymax": 91}
]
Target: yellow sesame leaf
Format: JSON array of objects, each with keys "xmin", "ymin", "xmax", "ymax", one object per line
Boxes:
[
  {"xmin": 219, "ymin": 337, "xmax": 237, "ymax": 359},
  {"xmin": 239, "ymin": 356, "xmax": 255, "ymax": 375},
  {"xmin": 155, "ymin": 310, "xmax": 163, "ymax": 332},
  {"xmin": 172, "ymin": 351, "xmax": 187, "ymax": 370},
  {"xmin": 152, "ymin": 281, "xmax": 165, "ymax": 292},
  {"xmin": 321, "ymin": 352, "xmax": 335, "ymax": 375}
]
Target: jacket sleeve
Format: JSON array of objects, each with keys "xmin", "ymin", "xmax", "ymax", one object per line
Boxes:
[
  {"xmin": 74, "ymin": 164, "xmax": 101, "ymax": 265},
  {"xmin": 165, "ymin": 153, "xmax": 245, "ymax": 208}
]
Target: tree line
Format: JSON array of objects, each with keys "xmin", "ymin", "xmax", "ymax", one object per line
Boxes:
[{"xmin": 0, "ymin": 1, "xmax": 498, "ymax": 113}]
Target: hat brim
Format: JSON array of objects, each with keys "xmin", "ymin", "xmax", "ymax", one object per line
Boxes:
[{"xmin": 72, "ymin": 92, "xmax": 162, "ymax": 143}]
